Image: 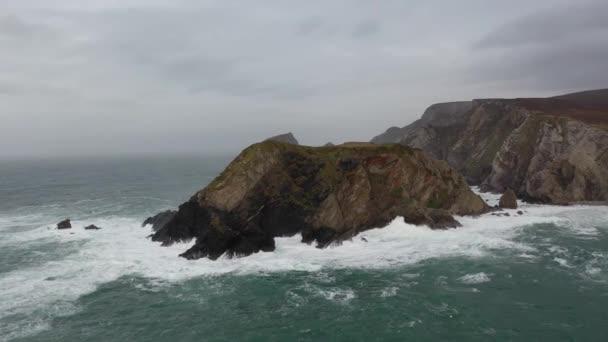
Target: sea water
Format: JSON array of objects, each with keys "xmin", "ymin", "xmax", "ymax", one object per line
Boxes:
[{"xmin": 1, "ymin": 156, "xmax": 607, "ymax": 341}]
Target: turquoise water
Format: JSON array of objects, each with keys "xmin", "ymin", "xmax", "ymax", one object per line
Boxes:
[{"xmin": 1, "ymin": 156, "xmax": 608, "ymax": 341}]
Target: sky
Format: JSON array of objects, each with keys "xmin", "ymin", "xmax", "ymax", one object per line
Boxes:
[{"xmin": 1, "ymin": 0, "xmax": 607, "ymax": 158}]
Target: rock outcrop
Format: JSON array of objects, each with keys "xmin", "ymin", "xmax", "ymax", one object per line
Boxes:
[
  {"xmin": 148, "ymin": 141, "xmax": 488, "ymax": 260},
  {"xmin": 57, "ymin": 219, "xmax": 71, "ymax": 229},
  {"xmin": 84, "ymin": 224, "xmax": 102, "ymax": 230},
  {"xmin": 264, "ymin": 132, "xmax": 299, "ymax": 145},
  {"xmin": 142, "ymin": 210, "xmax": 177, "ymax": 232},
  {"xmin": 499, "ymin": 189, "xmax": 518, "ymax": 209},
  {"xmin": 371, "ymin": 89, "xmax": 608, "ymax": 204}
]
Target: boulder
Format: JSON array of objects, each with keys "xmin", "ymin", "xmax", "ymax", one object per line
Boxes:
[
  {"xmin": 57, "ymin": 219, "xmax": 71, "ymax": 229},
  {"xmin": 84, "ymin": 225, "xmax": 102, "ymax": 230},
  {"xmin": 499, "ymin": 189, "xmax": 518, "ymax": 209},
  {"xmin": 149, "ymin": 141, "xmax": 489, "ymax": 260}
]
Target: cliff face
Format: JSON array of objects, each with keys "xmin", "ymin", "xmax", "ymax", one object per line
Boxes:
[
  {"xmin": 484, "ymin": 113, "xmax": 608, "ymax": 203},
  {"xmin": 371, "ymin": 89, "xmax": 608, "ymax": 204},
  {"xmin": 149, "ymin": 141, "xmax": 488, "ymax": 260},
  {"xmin": 371, "ymin": 101, "xmax": 473, "ymax": 147}
]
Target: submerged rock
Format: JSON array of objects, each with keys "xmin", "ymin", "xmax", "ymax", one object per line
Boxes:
[
  {"xmin": 150, "ymin": 141, "xmax": 488, "ymax": 260},
  {"xmin": 142, "ymin": 210, "xmax": 177, "ymax": 232},
  {"xmin": 84, "ymin": 224, "xmax": 102, "ymax": 230},
  {"xmin": 264, "ymin": 132, "xmax": 299, "ymax": 145},
  {"xmin": 499, "ymin": 189, "xmax": 518, "ymax": 209},
  {"xmin": 371, "ymin": 89, "xmax": 608, "ymax": 204},
  {"xmin": 57, "ymin": 219, "xmax": 71, "ymax": 229}
]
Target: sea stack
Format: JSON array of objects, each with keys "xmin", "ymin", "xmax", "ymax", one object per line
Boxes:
[
  {"xmin": 499, "ymin": 189, "xmax": 518, "ymax": 209},
  {"xmin": 147, "ymin": 141, "xmax": 489, "ymax": 260}
]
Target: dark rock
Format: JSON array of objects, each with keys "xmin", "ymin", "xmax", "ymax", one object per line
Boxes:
[
  {"xmin": 150, "ymin": 141, "xmax": 489, "ymax": 260},
  {"xmin": 499, "ymin": 189, "xmax": 518, "ymax": 209},
  {"xmin": 403, "ymin": 207, "xmax": 462, "ymax": 230},
  {"xmin": 84, "ymin": 225, "xmax": 101, "ymax": 230},
  {"xmin": 57, "ymin": 219, "xmax": 71, "ymax": 229},
  {"xmin": 142, "ymin": 210, "xmax": 177, "ymax": 232},
  {"xmin": 264, "ymin": 132, "xmax": 299, "ymax": 145},
  {"xmin": 517, "ymin": 211, "xmax": 523, "ymax": 215}
]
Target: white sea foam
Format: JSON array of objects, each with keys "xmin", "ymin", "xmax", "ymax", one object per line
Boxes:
[
  {"xmin": 458, "ymin": 272, "xmax": 492, "ymax": 284},
  {"xmin": 553, "ymin": 257, "xmax": 572, "ymax": 268},
  {"xmin": 317, "ymin": 287, "xmax": 356, "ymax": 304},
  {"xmin": 1, "ymin": 189, "xmax": 608, "ymax": 340},
  {"xmin": 380, "ymin": 286, "xmax": 398, "ymax": 298}
]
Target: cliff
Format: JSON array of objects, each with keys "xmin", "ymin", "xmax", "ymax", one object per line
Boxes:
[
  {"xmin": 147, "ymin": 141, "xmax": 488, "ymax": 260},
  {"xmin": 371, "ymin": 89, "xmax": 608, "ymax": 204}
]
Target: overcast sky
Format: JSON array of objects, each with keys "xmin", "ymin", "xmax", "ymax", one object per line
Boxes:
[{"xmin": 1, "ymin": 0, "xmax": 607, "ymax": 158}]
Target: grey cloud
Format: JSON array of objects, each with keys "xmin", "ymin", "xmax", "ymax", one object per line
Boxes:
[
  {"xmin": 352, "ymin": 20, "xmax": 380, "ymax": 38},
  {"xmin": 469, "ymin": 1, "xmax": 608, "ymax": 92},
  {"xmin": 295, "ymin": 16, "xmax": 325, "ymax": 36},
  {"xmin": 0, "ymin": 15, "xmax": 39, "ymax": 38},
  {"xmin": 475, "ymin": 1, "xmax": 608, "ymax": 49},
  {"xmin": 0, "ymin": 0, "xmax": 606, "ymax": 158}
]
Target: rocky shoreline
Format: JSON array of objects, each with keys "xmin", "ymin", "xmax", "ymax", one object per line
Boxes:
[{"xmin": 55, "ymin": 89, "xmax": 607, "ymax": 262}]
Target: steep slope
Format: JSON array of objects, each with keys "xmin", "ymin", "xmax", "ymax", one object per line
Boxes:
[
  {"xmin": 371, "ymin": 89, "xmax": 608, "ymax": 203},
  {"xmin": 148, "ymin": 141, "xmax": 488, "ymax": 260}
]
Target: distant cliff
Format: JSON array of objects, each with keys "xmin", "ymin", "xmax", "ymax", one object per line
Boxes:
[
  {"xmin": 371, "ymin": 89, "xmax": 608, "ymax": 204},
  {"xmin": 264, "ymin": 132, "xmax": 299, "ymax": 145}
]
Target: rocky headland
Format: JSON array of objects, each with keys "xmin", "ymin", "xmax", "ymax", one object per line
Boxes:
[
  {"xmin": 145, "ymin": 141, "xmax": 488, "ymax": 260},
  {"xmin": 371, "ymin": 89, "xmax": 608, "ymax": 204}
]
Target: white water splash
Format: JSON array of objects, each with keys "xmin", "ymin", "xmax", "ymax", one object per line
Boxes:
[
  {"xmin": 1, "ymin": 189, "xmax": 608, "ymax": 340},
  {"xmin": 458, "ymin": 272, "xmax": 492, "ymax": 284}
]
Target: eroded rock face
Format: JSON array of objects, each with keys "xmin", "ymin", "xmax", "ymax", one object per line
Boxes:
[
  {"xmin": 499, "ymin": 189, "xmax": 518, "ymax": 209},
  {"xmin": 371, "ymin": 89, "xmax": 608, "ymax": 204},
  {"xmin": 57, "ymin": 219, "xmax": 71, "ymax": 229},
  {"xmin": 149, "ymin": 142, "xmax": 488, "ymax": 260},
  {"xmin": 484, "ymin": 116, "xmax": 608, "ymax": 204}
]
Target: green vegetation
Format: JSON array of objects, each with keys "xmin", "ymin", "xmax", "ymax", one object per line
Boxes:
[{"xmin": 426, "ymin": 189, "xmax": 450, "ymax": 209}]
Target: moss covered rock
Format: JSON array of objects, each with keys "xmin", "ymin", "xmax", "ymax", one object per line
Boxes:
[{"xmin": 149, "ymin": 141, "xmax": 488, "ymax": 260}]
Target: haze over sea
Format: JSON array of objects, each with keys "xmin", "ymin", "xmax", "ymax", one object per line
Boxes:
[{"xmin": 1, "ymin": 156, "xmax": 608, "ymax": 341}]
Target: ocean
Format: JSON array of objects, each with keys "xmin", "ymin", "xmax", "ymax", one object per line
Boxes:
[{"xmin": 1, "ymin": 156, "xmax": 608, "ymax": 341}]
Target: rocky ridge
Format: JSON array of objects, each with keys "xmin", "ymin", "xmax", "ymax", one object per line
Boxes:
[
  {"xmin": 371, "ymin": 89, "xmax": 608, "ymax": 204},
  {"xmin": 146, "ymin": 141, "xmax": 488, "ymax": 260}
]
